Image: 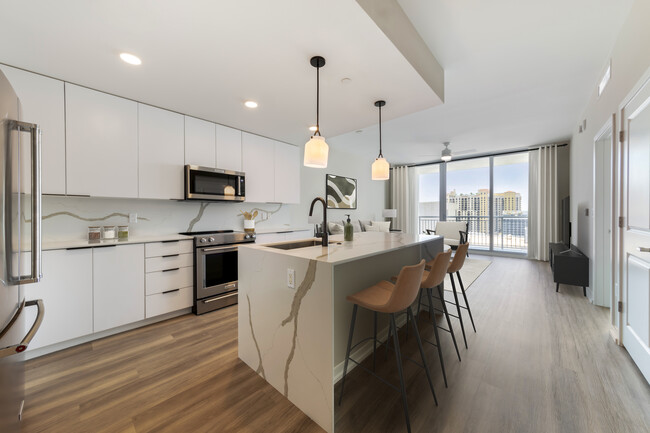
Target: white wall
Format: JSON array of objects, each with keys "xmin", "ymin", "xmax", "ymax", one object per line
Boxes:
[
  {"xmin": 570, "ymin": 0, "xmax": 650, "ymax": 295},
  {"xmin": 297, "ymin": 144, "xmax": 389, "ymax": 227},
  {"xmin": 41, "ymin": 146, "xmax": 387, "ymax": 241}
]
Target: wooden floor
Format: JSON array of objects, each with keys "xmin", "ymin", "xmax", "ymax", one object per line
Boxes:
[{"xmin": 22, "ymin": 257, "xmax": 650, "ymax": 433}]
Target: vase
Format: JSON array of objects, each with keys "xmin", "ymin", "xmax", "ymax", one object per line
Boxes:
[{"xmin": 244, "ymin": 219, "xmax": 255, "ymax": 233}]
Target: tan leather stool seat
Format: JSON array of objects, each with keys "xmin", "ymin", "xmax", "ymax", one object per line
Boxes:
[{"xmin": 346, "ymin": 280, "xmax": 395, "ymax": 312}]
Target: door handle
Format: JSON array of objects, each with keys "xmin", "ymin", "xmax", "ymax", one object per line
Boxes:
[
  {"xmin": 638, "ymin": 247, "xmax": 650, "ymax": 253},
  {"xmin": 6, "ymin": 120, "xmax": 42, "ymax": 284},
  {"xmin": 0, "ymin": 299, "xmax": 45, "ymax": 359}
]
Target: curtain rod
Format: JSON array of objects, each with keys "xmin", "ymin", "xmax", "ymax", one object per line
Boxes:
[{"xmin": 397, "ymin": 142, "xmax": 569, "ymax": 168}]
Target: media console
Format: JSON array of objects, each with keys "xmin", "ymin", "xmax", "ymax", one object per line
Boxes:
[{"xmin": 549, "ymin": 243, "xmax": 589, "ymax": 296}]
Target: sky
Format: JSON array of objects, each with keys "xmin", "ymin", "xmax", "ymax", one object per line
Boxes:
[{"xmin": 419, "ymin": 161, "xmax": 529, "ymax": 211}]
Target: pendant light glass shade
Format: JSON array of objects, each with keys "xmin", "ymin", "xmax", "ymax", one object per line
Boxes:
[
  {"xmin": 304, "ymin": 56, "xmax": 329, "ymax": 168},
  {"xmin": 372, "ymin": 100, "xmax": 390, "ymax": 180},
  {"xmin": 372, "ymin": 156, "xmax": 390, "ymax": 180},
  {"xmin": 304, "ymin": 135, "xmax": 329, "ymax": 168}
]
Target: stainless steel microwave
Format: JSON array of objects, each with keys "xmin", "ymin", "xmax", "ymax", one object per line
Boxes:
[{"xmin": 184, "ymin": 165, "xmax": 246, "ymax": 201}]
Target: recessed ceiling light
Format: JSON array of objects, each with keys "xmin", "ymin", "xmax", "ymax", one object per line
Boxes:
[
  {"xmin": 309, "ymin": 126, "xmax": 318, "ymax": 132},
  {"xmin": 244, "ymin": 100, "xmax": 258, "ymax": 108},
  {"xmin": 119, "ymin": 53, "xmax": 142, "ymax": 65}
]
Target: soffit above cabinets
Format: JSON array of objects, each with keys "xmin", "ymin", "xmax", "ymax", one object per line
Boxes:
[{"xmin": 0, "ymin": 0, "xmax": 441, "ymax": 147}]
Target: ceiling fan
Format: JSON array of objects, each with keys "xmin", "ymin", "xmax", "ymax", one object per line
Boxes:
[{"xmin": 417, "ymin": 142, "xmax": 476, "ymax": 162}]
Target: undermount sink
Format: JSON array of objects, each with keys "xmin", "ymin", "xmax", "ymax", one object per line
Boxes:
[{"xmin": 266, "ymin": 239, "xmax": 342, "ymax": 250}]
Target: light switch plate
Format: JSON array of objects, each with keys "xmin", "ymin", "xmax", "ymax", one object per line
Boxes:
[
  {"xmin": 287, "ymin": 268, "xmax": 296, "ymax": 289},
  {"xmin": 129, "ymin": 213, "xmax": 138, "ymax": 223}
]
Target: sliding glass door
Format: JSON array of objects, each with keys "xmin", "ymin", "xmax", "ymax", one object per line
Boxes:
[
  {"xmin": 446, "ymin": 158, "xmax": 490, "ymax": 249},
  {"xmin": 492, "ymin": 154, "xmax": 529, "ymax": 252},
  {"xmin": 417, "ymin": 151, "xmax": 529, "ymax": 254}
]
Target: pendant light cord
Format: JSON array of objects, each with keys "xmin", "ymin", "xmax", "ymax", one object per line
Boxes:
[
  {"xmin": 378, "ymin": 104, "xmax": 383, "ymax": 158},
  {"xmin": 315, "ymin": 65, "xmax": 321, "ymax": 136}
]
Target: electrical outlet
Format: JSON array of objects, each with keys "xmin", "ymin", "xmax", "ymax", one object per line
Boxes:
[
  {"xmin": 129, "ymin": 213, "xmax": 138, "ymax": 223},
  {"xmin": 287, "ymin": 268, "xmax": 296, "ymax": 289}
]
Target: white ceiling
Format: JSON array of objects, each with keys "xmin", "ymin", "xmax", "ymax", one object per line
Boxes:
[
  {"xmin": 0, "ymin": 0, "xmax": 635, "ymax": 166},
  {"xmin": 0, "ymin": 0, "xmax": 439, "ymax": 146},
  {"xmin": 330, "ymin": 0, "xmax": 635, "ymax": 165}
]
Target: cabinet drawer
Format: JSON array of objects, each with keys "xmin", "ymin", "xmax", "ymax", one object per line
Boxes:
[
  {"xmin": 146, "ymin": 287, "xmax": 193, "ymax": 318},
  {"xmin": 146, "ymin": 253, "xmax": 193, "ymax": 273},
  {"xmin": 146, "ymin": 266, "xmax": 193, "ymax": 295},
  {"xmin": 145, "ymin": 240, "xmax": 193, "ymax": 258}
]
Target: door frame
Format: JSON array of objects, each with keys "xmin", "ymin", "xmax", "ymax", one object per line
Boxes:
[{"xmin": 592, "ymin": 116, "xmax": 617, "ymax": 318}]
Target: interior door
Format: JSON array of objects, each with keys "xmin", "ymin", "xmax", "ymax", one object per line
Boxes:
[{"xmin": 621, "ymin": 74, "xmax": 650, "ymax": 383}]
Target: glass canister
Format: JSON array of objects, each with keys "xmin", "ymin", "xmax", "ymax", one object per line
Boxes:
[
  {"xmin": 88, "ymin": 226, "xmax": 101, "ymax": 242},
  {"xmin": 118, "ymin": 225, "xmax": 129, "ymax": 240},
  {"xmin": 102, "ymin": 225, "xmax": 117, "ymax": 240}
]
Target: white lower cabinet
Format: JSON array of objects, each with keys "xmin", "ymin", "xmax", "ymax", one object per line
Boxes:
[
  {"xmin": 24, "ymin": 249, "xmax": 93, "ymax": 351},
  {"xmin": 146, "ymin": 287, "xmax": 193, "ymax": 319},
  {"xmin": 93, "ymin": 244, "xmax": 145, "ymax": 333}
]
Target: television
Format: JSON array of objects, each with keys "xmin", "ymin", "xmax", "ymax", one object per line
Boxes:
[{"xmin": 561, "ymin": 196, "xmax": 571, "ymax": 246}]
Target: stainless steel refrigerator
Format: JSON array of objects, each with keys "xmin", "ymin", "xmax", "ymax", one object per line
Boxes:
[{"xmin": 0, "ymin": 69, "xmax": 44, "ymax": 432}]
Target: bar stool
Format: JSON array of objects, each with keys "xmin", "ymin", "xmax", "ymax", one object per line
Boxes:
[
  {"xmin": 338, "ymin": 260, "xmax": 437, "ymax": 433},
  {"xmin": 432, "ymin": 243, "xmax": 476, "ymax": 348},
  {"xmin": 387, "ymin": 249, "xmax": 460, "ymax": 388},
  {"xmin": 416, "ymin": 249, "xmax": 461, "ymax": 388}
]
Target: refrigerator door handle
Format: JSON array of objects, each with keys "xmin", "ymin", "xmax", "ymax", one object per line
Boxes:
[
  {"xmin": 8, "ymin": 120, "xmax": 42, "ymax": 284},
  {"xmin": 0, "ymin": 299, "xmax": 44, "ymax": 359}
]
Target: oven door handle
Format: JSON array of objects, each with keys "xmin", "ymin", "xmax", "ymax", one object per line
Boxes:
[{"xmin": 200, "ymin": 246, "xmax": 238, "ymax": 253}]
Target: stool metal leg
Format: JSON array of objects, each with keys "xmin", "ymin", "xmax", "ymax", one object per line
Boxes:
[
  {"xmin": 456, "ymin": 272, "xmax": 476, "ymax": 332},
  {"xmin": 408, "ymin": 307, "xmax": 439, "ymax": 405},
  {"xmin": 390, "ymin": 314, "xmax": 412, "ymax": 433},
  {"xmin": 416, "ymin": 288, "xmax": 423, "ymax": 322},
  {"xmin": 437, "ymin": 284, "xmax": 461, "ymax": 362},
  {"xmin": 373, "ymin": 311, "xmax": 378, "ymax": 371},
  {"xmin": 449, "ymin": 273, "xmax": 468, "ymax": 349},
  {"xmin": 426, "ymin": 287, "xmax": 448, "ymax": 388},
  {"xmin": 338, "ymin": 304, "xmax": 358, "ymax": 406}
]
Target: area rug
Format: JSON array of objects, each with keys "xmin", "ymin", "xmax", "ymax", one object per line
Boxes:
[{"xmin": 443, "ymin": 257, "xmax": 491, "ymax": 292}]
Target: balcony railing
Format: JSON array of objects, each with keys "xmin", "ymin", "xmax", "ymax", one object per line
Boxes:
[{"xmin": 419, "ymin": 215, "xmax": 528, "ymax": 252}]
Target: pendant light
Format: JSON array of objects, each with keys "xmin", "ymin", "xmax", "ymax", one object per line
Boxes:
[
  {"xmin": 371, "ymin": 100, "xmax": 390, "ymax": 180},
  {"xmin": 304, "ymin": 56, "xmax": 329, "ymax": 168},
  {"xmin": 441, "ymin": 142, "xmax": 452, "ymax": 162}
]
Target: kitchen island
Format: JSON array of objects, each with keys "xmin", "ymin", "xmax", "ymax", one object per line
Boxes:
[{"xmin": 238, "ymin": 232, "xmax": 444, "ymax": 432}]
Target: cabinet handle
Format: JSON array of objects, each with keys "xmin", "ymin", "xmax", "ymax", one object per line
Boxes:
[
  {"xmin": 638, "ymin": 247, "xmax": 650, "ymax": 253},
  {"xmin": 162, "ymin": 289, "xmax": 180, "ymax": 295},
  {"xmin": 162, "ymin": 240, "xmax": 180, "ymax": 244},
  {"xmin": 162, "ymin": 267, "xmax": 180, "ymax": 273},
  {"xmin": 162, "ymin": 254, "xmax": 180, "ymax": 258}
]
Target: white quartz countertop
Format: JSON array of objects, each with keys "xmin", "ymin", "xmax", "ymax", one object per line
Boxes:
[
  {"xmin": 240, "ymin": 232, "xmax": 442, "ymax": 265},
  {"xmin": 42, "ymin": 234, "xmax": 194, "ymax": 251}
]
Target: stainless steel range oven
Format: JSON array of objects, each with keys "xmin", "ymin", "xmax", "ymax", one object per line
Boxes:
[{"xmin": 179, "ymin": 230, "xmax": 255, "ymax": 315}]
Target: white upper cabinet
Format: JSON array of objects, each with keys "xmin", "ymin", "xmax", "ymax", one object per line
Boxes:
[
  {"xmin": 65, "ymin": 84, "xmax": 138, "ymax": 197},
  {"xmin": 216, "ymin": 124, "xmax": 242, "ymax": 172},
  {"xmin": 242, "ymin": 132, "xmax": 275, "ymax": 203},
  {"xmin": 93, "ymin": 244, "xmax": 145, "ymax": 333},
  {"xmin": 274, "ymin": 142, "xmax": 300, "ymax": 204},
  {"xmin": 1, "ymin": 66, "xmax": 66, "ymax": 195},
  {"xmin": 138, "ymin": 104, "xmax": 184, "ymax": 199},
  {"xmin": 184, "ymin": 116, "xmax": 216, "ymax": 168}
]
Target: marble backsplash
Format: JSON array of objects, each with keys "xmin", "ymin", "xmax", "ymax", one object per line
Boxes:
[{"xmin": 41, "ymin": 195, "xmax": 297, "ymax": 241}]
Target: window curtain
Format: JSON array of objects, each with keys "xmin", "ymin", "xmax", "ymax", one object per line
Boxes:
[
  {"xmin": 528, "ymin": 145, "xmax": 560, "ymax": 260},
  {"xmin": 390, "ymin": 166, "xmax": 417, "ymax": 233}
]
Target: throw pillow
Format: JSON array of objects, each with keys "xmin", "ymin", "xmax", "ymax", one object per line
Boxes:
[
  {"xmin": 359, "ymin": 220, "xmax": 372, "ymax": 231},
  {"xmin": 341, "ymin": 219, "xmax": 363, "ymax": 233},
  {"xmin": 370, "ymin": 221, "xmax": 391, "ymax": 232},
  {"xmin": 328, "ymin": 222, "xmax": 344, "ymax": 234}
]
